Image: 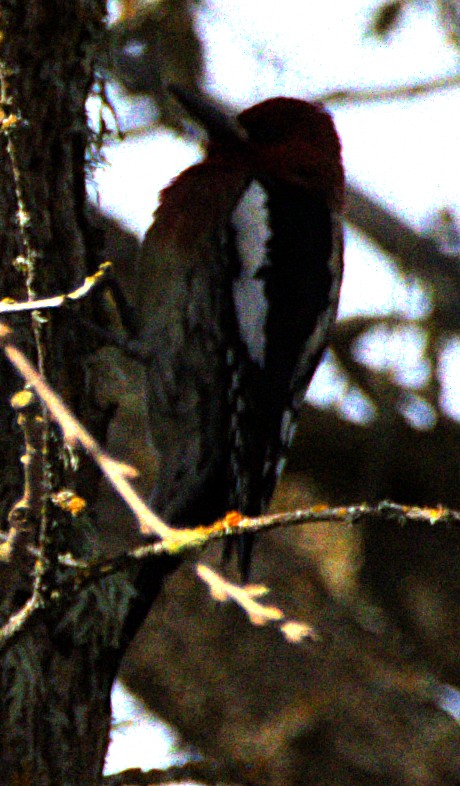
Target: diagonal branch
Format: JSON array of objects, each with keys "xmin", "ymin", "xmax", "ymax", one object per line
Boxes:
[
  {"xmin": 345, "ymin": 184, "xmax": 460, "ymax": 322},
  {"xmin": 318, "ymin": 72, "xmax": 460, "ymax": 106},
  {"xmin": 0, "ymin": 320, "xmax": 172, "ymax": 541}
]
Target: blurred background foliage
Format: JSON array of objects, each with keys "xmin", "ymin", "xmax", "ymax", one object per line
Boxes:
[{"xmin": 91, "ymin": 0, "xmax": 460, "ymax": 773}]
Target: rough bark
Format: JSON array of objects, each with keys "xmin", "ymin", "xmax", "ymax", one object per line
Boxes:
[{"xmin": 0, "ymin": 4, "xmax": 131, "ymax": 784}]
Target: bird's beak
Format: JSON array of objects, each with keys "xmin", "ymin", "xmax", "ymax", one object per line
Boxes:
[{"xmin": 169, "ymin": 84, "xmax": 247, "ymax": 144}]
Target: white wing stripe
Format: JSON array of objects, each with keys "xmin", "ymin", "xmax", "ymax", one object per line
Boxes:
[{"xmin": 231, "ymin": 180, "xmax": 271, "ymax": 368}]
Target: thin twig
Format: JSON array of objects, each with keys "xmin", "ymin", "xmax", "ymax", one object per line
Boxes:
[
  {"xmin": 53, "ymin": 500, "xmax": 460, "ymax": 594},
  {"xmin": 0, "ymin": 321, "xmax": 172, "ymax": 540},
  {"xmin": 0, "ymin": 261, "xmax": 114, "ymax": 314},
  {"xmin": 92, "ymin": 72, "xmax": 126, "ymax": 146},
  {"xmin": 0, "ymin": 70, "xmax": 40, "ymax": 303},
  {"xmin": 0, "ymin": 390, "xmax": 46, "ymax": 570},
  {"xmin": 0, "ymin": 65, "xmax": 54, "ymax": 595},
  {"xmin": 317, "ymin": 72, "xmax": 460, "ymax": 106},
  {"xmin": 0, "ymin": 593, "xmax": 43, "ymax": 649},
  {"xmin": 196, "ymin": 563, "xmax": 318, "ymax": 643}
]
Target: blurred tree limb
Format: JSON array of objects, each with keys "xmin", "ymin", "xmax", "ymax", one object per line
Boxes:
[
  {"xmin": 345, "ymin": 184, "xmax": 460, "ymax": 322},
  {"xmin": 319, "ymin": 72, "xmax": 460, "ymax": 105}
]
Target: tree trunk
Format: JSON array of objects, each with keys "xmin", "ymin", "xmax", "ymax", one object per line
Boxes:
[{"xmin": 0, "ymin": 3, "xmax": 131, "ymax": 783}]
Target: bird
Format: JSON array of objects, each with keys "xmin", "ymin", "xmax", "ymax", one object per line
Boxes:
[{"xmin": 135, "ymin": 86, "xmax": 345, "ymax": 581}]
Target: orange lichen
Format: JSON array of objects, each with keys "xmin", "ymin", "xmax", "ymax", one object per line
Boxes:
[
  {"xmin": 52, "ymin": 489, "xmax": 87, "ymax": 517},
  {"xmin": 1, "ymin": 113, "xmax": 19, "ymax": 130},
  {"xmin": 221, "ymin": 510, "xmax": 245, "ymax": 528}
]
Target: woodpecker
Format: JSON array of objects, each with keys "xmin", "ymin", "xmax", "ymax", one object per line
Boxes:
[{"xmin": 136, "ymin": 87, "xmax": 344, "ymax": 580}]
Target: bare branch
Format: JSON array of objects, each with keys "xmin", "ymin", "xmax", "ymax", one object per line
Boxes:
[
  {"xmin": 0, "ymin": 74, "xmax": 40, "ymax": 303},
  {"xmin": 0, "ymin": 63, "xmax": 56, "ymax": 598},
  {"xmin": 345, "ymin": 184, "xmax": 460, "ymax": 321},
  {"xmin": 317, "ymin": 71, "xmax": 460, "ymax": 106},
  {"xmin": 0, "ymin": 389, "xmax": 45, "ymax": 573},
  {"xmin": 53, "ymin": 500, "xmax": 460, "ymax": 597},
  {"xmin": 0, "ymin": 261, "xmax": 114, "ymax": 314},
  {"xmin": 0, "ymin": 594, "xmax": 42, "ymax": 649},
  {"xmin": 0, "ymin": 321, "xmax": 172, "ymax": 540},
  {"xmin": 196, "ymin": 563, "xmax": 318, "ymax": 643},
  {"xmin": 103, "ymin": 761, "xmax": 219, "ymax": 785}
]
